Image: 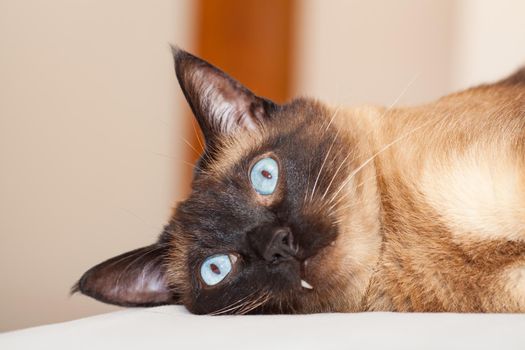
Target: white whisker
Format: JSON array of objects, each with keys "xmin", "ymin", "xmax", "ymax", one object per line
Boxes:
[
  {"xmin": 324, "ymin": 105, "xmax": 342, "ymax": 132},
  {"xmin": 191, "ymin": 120, "xmax": 205, "ymax": 152},
  {"xmin": 182, "ymin": 137, "xmax": 202, "ymax": 157},
  {"xmin": 310, "ymin": 128, "xmax": 341, "ymax": 202},
  {"xmin": 387, "ymin": 73, "xmax": 420, "ymax": 109},
  {"xmin": 327, "ymin": 174, "xmax": 380, "ymax": 212},
  {"xmin": 322, "ymin": 73, "xmax": 420, "ymax": 208},
  {"xmin": 208, "ymin": 291, "xmax": 260, "ymax": 316},
  {"xmin": 237, "ymin": 292, "xmax": 269, "ymax": 315},
  {"xmin": 304, "ymin": 159, "xmax": 312, "ymax": 203},
  {"xmin": 328, "ymin": 113, "xmax": 440, "ymax": 207},
  {"xmin": 320, "ymin": 153, "xmax": 352, "ymax": 201},
  {"xmin": 150, "ymin": 152, "xmax": 207, "ymax": 173}
]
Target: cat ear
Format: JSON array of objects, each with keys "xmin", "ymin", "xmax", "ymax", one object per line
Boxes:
[
  {"xmin": 172, "ymin": 47, "xmax": 277, "ymax": 145},
  {"xmin": 73, "ymin": 244, "xmax": 178, "ymax": 306}
]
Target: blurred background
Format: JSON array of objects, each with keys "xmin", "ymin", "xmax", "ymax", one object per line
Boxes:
[{"xmin": 1, "ymin": 0, "xmax": 525, "ymax": 331}]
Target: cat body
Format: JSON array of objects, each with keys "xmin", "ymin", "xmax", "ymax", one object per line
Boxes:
[
  {"xmin": 76, "ymin": 49, "xmax": 525, "ymax": 314},
  {"xmin": 340, "ymin": 77, "xmax": 525, "ymax": 312}
]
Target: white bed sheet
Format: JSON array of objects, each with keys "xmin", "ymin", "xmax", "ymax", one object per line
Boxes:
[{"xmin": 1, "ymin": 305, "xmax": 524, "ymax": 349}]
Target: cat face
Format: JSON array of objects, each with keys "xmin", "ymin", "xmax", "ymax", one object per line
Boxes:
[{"xmin": 75, "ymin": 48, "xmax": 382, "ymax": 314}]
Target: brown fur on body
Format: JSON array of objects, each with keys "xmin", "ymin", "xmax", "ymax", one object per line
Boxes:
[{"xmin": 342, "ymin": 73, "xmax": 525, "ymax": 312}]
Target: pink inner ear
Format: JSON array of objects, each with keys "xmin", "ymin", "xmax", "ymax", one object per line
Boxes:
[
  {"xmin": 75, "ymin": 244, "xmax": 177, "ymax": 306},
  {"xmin": 194, "ymin": 68, "xmax": 263, "ymax": 134},
  {"xmin": 174, "ymin": 48, "xmax": 274, "ymax": 141}
]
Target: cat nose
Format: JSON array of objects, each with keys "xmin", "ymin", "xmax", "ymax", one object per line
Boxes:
[
  {"xmin": 264, "ymin": 228, "xmax": 296, "ymax": 263},
  {"xmin": 247, "ymin": 226, "xmax": 297, "ymax": 264}
]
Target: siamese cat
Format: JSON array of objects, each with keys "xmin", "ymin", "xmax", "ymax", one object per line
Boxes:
[{"xmin": 74, "ymin": 48, "xmax": 525, "ymax": 314}]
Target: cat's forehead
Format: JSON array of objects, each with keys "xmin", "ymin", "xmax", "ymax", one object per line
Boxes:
[{"xmin": 208, "ymin": 98, "xmax": 332, "ymax": 175}]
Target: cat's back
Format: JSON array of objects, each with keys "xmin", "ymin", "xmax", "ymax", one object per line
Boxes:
[
  {"xmin": 376, "ymin": 69, "xmax": 525, "ymax": 241},
  {"xmin": 364, "ymin": 69, "xmax": 525, "ymax": 312}
]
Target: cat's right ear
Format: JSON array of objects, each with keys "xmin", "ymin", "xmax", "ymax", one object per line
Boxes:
[
  {"xmin": 171, "ymin": 46, "xmax": 277, "ymax": 146},
  {"xmin": 73, "ymin": 244, "xmax": 179, "ymax": 307}
]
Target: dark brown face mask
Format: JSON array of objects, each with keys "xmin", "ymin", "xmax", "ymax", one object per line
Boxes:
[{"xmin": 75, "ymin": 47, "xmax": 355, "ymax": 315}]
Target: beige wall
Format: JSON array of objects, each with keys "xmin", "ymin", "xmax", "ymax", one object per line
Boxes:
[
  {"xmin": 294, "ymin": 0, "xmax": 525, "ymax": 105},
  {"xmin": 294, "ymin": 0, "xmax": 457, "ymax": 106},
  {"xmin": 452, "ymin": 0, "xmax": 525, "ymax": 89},
  {"xmin": 0, "ymin": 0, "xmax": 195, "ymax": 331}
]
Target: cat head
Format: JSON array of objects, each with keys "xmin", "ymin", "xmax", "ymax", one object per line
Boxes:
[{"xmin": 75, "ymin": 48, "xmax": 381, "ymax": 314}]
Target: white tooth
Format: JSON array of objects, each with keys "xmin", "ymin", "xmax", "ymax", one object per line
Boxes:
[{"xmin": 301, "ymin": 279, "xmax": 313, "ymax": 290}]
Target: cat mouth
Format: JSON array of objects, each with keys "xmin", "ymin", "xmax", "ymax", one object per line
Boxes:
[{"xmin": 298, "ymin": 239, "xmax": 337, "ymax": 291}]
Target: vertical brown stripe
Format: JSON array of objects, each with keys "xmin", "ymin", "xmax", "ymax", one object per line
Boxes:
[
  {"xmin": 196, "ymin": 0, "xmax": 295, "ymax": 101},
  {"xmin": 181, "ymin": 0, "xmax": 296, "ymax": 193}
]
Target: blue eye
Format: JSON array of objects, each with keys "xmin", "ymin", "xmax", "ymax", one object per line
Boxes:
[
  {"xmin": 200, "ymin": 254, "xmax": 234, "ymax": 286},
  {"xmin": 250, "ymin": 157, "xmax": 279, "ymax": 195}
]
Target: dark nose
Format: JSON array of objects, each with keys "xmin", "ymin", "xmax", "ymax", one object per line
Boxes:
[{"xmin": 247, "ymin": 225, "xmax": 297, "ymax": 264}]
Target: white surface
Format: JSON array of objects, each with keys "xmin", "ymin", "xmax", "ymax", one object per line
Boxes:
[{"xmin": 1, "ymin": 306, "xmax": 524, "ymax": 349}]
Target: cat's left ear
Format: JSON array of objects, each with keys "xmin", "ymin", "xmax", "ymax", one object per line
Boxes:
[
  {"xmin": 73, "ymin": 244, "xmax": 178, "ymax": 306},
  {"xmin": 172, "ymin": 47, "xmax": 277, "ymax": 145}
]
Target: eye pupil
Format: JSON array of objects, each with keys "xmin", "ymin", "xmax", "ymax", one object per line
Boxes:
[
  {"xmin": 210, "ymin": 263, "xmax": 220, "ymax": 274},
  {"xmin": 261, "ymin": 170, "xmax": 272, "ymax": 179}
]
